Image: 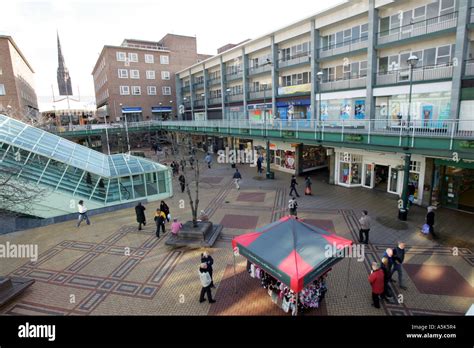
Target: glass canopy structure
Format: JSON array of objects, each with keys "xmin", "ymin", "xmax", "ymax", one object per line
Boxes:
[{"xmin": 0, "ymin": 114, "xmax": 172, "ymax": 218}]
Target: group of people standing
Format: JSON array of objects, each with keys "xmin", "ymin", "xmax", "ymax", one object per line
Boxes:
[
  {"xmin": 368, "ymin": 242, "xmax": 407, "ymax": 309},
  {"xmin": 134, "ymin": 201, "xmax": 183, "ymax": 239}
]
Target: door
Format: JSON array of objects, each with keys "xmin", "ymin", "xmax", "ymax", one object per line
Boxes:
[
  {"xmin": 363, "ymin": 163, "xmax": 374, "ymax": 188},
  {"xmin": 388, "ymin": 166, "xmax": 400, "ymax": 194},
  {"xmin": 374, "ymin": 165, "xmax": 389, "ymax": 192}
]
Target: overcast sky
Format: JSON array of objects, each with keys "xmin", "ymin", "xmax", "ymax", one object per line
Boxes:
[{"xmin": 2, "ymin": 0, "xmax": 336, "ymax": 111}]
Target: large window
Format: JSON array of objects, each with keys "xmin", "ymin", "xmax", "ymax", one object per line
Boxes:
[
  {"xmin": 321, "ymin": 23, "xmax": 368, "ymax": 50},
  {"xmin": 131, "ymin": 86, "xmax": 141, "ymax": 95},
  {"xmin": 161, "ymin": 71, "xmax": 170, "ymax": 80},
  {"xmin": 279, "ymin": 42, "xmax": 311, "ymax": 60},
  {"xmin": 145, "ymin": 54, "xmax": 154, "ymax": 64},
  {"xmin": 280, "ymin": 71, "xmax": 310, "ymax": 86},
  {"xmin": 128, "ymin": 53, "xmax": 138, "ymax": 62},
  {"xmin": 130, "ymin": 70, "xmax": 140, "ymax": 79},
  {"xmin": 0, "ymin": 84, "xmax": 5, "ymax": 96},
  {"xmin": 162, "ymin": 86, "xmax": 171, "ymax": 95},
  {"xmin": 322, "ymin": 60, "xmax": 367, "ymax": 81},
  {"xmin": 147, "ymin": 86, "xmax": 157, "ymax": 95},
  {"xmin": 160, "ymin": 55, "xmax": 169, "ymax": 65},
  {"xmin": 338, "ymin": 153, "xmax": 362, "ymax": 186},
  {"xmin": 116, "ymin": 52, "xmax": 126, "ymax": 61}
]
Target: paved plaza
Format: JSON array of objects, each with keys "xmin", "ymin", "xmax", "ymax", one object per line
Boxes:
[{"xmin": 0, "ymin": 152, "xmax": 473, "ymax": 316}]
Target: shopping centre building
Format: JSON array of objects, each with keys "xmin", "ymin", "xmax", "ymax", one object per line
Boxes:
[{"xmin": 172, "ymin": 0, "xmax": 474, "ymax": 212}]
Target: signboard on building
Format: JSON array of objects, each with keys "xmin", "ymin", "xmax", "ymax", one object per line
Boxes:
[{"xmin": 278, "ymin": 83, "xmax": 311, "ymax": 96}]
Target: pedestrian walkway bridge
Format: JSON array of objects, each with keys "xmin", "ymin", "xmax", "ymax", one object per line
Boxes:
[{"xmin": 0, "ymin": 114, "xmax": 172, "ymax": 218}]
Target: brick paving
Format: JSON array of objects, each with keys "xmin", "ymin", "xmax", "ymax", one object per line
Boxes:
[{"xmin": 0, "ymin": 150, "xmax": 472, "ymax": 316}]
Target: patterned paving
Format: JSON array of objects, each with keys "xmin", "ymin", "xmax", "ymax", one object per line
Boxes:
[{"xmin": 0, "ymin": 156, "xmax": 472, "ymax": 316}]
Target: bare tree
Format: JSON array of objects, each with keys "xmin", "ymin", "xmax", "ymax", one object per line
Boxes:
[{"xmin": 0, "ymin": 166, "xmax": 46, "ymax": 217}]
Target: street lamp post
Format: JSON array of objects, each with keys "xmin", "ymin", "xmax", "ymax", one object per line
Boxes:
[
  {"xmin": 120, "ymin": 103, "xmax": 131, "ymax": 154},
  {"xmin": 399, "ymin": 54, "xmax": 418, "ymax": 221},
  {"xmin": 225, "ymin": 88, "xmax": 233, "ymax": 156},
  {"xmin": 261, "ymin": 59, "xmax": 273, "ymax": 179},
  {"xmin": 316, "ymin": 71, "xmax": 324, "ymax": 132}
]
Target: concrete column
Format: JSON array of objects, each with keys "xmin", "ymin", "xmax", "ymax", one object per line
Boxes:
[
  {"xmin": 366, "ymin": 0, "xmax": 378, "ymax": 121},
  {"xmin": 328, "ymin": 152, "xmax": 335, "ymax": 185},
  {"xmin": 203, "ymin": 63, "xmax": 209, "ymax": 120},
  {"xmin": 220, "ymin": 57, "xmax": 226, "ymax": 120},
  {"xmin": 271, "ymin": 36, "xmax": 278, "ymax": 118},
  {"xmin": 311, "ymin": 20, "xmax": 321, "ymax": 122},
  {"xmin": 450, "ymin": 0, "xmax": 471, "ymax": 120},
  {"xmin": 189, "ymin": 69, "xmax": 194, "ymax": 120},
  {"xmin": 175, "ymin": 74, "xmax": 183, "ymax": 120},
  {"xmin": 242, "ymin": 47, "xmax": 249, "ymax": 120}
]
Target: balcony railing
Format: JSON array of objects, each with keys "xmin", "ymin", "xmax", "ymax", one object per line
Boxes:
[
  {"xmin": 193, "ymin": 82, "xmax": 204, "ymax": 90},
  {"xmin": 227, "ymin": 94, "xmax": 243, "ymax": 102},
  {"xmin": 378, "ymin": 12, "xmax": 457, "ymax": 45},
  {"xmin": 208, "ymin": 97, "xmax": 222, "ymax": 105},
  {"xmin": 226, "ymin": 70, "xmax": 243, "ymax": 81},
  {"xmin": 248, "ymin": 64, "xmax": 272, "ymax": 75},
  {"xmin": 376, "ymin": 63, "xmax": 453, "ymax": 86},
  {"xmin": 194, "ymin": 100, "xmax": 205, "ymax": 108},
  {"xmin": 465, "ymin": 59, "xmax": 474, "ymax": 76},
  {"xmin": 320, "ymin": 76, "xmax": 367, "ymax": 92},
  {"xmin": 278, "ymin": 52, "xmax": 311, "ymax": 69},
  {"xmin": 182, "ymin": 85, "xmax": 191, "ymax": 93},
  {"xmin": 248, "ymin": 87, "xmax": 272, "ymax": 100},
  {"xmin": 319, "ymin": 37, "xmax": 368, "ymax": 59},
  {"xmin": 208, "ymin": 78, "xmax": 221, "ymax": 86},
  {"xmin": 183, "ymin": 101, "xmax": 191, "ymax": 108},
  {"xmin": 470, "ymin": 7, "xmax": 474, "ymax": 24}
]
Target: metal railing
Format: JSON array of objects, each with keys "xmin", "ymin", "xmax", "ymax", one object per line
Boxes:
[
  {"xmin": 319, "ymin": 37, "xmax": 368, "ymax": 59},
  {"xmin": 193, "ymin": 82, "xmax": 204, "ymax": 90},
  {"xmin": 376, "ymin": 63, "xmax": 453, "ymax": 85},
  {"xmin": 49, "ymin": 119, "xmax": 474, "ymax": 142},
  {"xmin": 227, "ymin": 94, "xmax": 243, "ymax": 102},
  {"xmin": 278, "ymin": 52, "xmax": 311, "ymax": 69},
  {"xmin": 208, "ymin": 97, "xmax": 222, "ymax": 105},
  {"xmin": 465, "ymin": 59, "xmax": 474, "ymax": 76},
  {"xmin": 470, "ymin": 7, "xmax": 474, "ymax": 24},
  {"xmin": 208, "ymin": 78, "xmax": 221, "ymax": 86},
  {"xmin": 194, "ymin": 100, "xmax": 205, "ymax": 108},
  {"xmin": 377, "ymin": 12, "xmax": 458, "ymax": 45},
  {"xmin": 181, "ymin": 85, "xmax": 191, "ymax": 93},
  {"xmin": 248, "ymin": 64, "xmax": 272, "ymax": 75},
  {"xmin": 226, "ymin": 70, "xmax": 243, "ymax": 81},
  {"xmin": 320, "ymin": 76, "xmax": 367, "ymax": 92},
  {"xmin": 248, "ymin": 88, "xmax": 272, "ymax": 100}
]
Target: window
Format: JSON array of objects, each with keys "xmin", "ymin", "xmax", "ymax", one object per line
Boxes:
[
  {"xmin": 128, "ymin": 53, "xmax": 138, "ymax": 62},
  {"xmin": 360, "ymin": 61, "xmax": 368, "ymax": 77},
  {"xmin": 130, "ymin": 70, "xmax": 140, "ymax": 79},
  {"xmin": 118, "ymin": 69, "xmax": 128, "ymax": 78},
  {"xmin": 116, "ymin": 52, "xmax": 126, "ymax": 61},
  {"xmin": 147, "ymin": 86, "xmax": 157, "ymax": 95},
  {"xmin": 162, "ymin": 86, "xmax": 171, "ymax": 95},
  {"xmin": 423, "ymin": 47, "xmax": 436, "ymax": 66},
  {"xmin": 160, "ymin": 55, "xmax": 169, "ymax": 64},
  {"xmin": 145, "ymin": 54, "xmax": 154, "ymax": 64},
  {"xmin": 414, "ymin": 6, "xmax": 426, "ymax": 19},
  {"xmin": 0, "ymin": 84, "xmax": 5, "ymax": 95},
  {"xmin": 436, "ymin": 45, "xmax": 451, "ymax": 65},
  {"xmin": 120, "ymin": 86, "xmax": 130, "ymax": 95},
  {"xmin": 161, "ymin": 71, "xmax": 170, "ymax": 80},
  {"xmin": 146, "ymin": 70, "xmax": 155, "ymax": 79},
  {"xmin": 361, "ymin": 24, "xmax": 369, "ymax": 41},
  {"xmin": 131, "ymin": 86, "xmax": 141, "ymax": 95},
  {"xmin": 440, "ymin": 0, "xmax": 455, "ymax": 15}
]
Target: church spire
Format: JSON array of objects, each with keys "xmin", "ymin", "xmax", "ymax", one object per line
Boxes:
[{"xmin": 57, "ymin": 31, "xmax": 73, "ymax": 96}]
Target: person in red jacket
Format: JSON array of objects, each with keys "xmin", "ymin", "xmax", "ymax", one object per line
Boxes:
[{"xmin": 368, "ymin": 261, "xmax": 385, "ymax": 309}]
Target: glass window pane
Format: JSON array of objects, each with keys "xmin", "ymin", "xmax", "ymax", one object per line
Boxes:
[{"xmin": 423, "ymin": 48, "xmax": 436, "ymax": 66}]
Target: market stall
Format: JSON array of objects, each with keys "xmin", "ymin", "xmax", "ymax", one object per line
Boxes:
[{"xmin": 231, "ymin": 216, "xmax": 353, "ymax": 315}]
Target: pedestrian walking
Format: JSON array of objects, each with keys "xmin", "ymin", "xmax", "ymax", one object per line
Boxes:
[
  {"xmin": 368, "ymin": 262, "xmax": 384, "ymax": 309},
  {"xmin": 383, "ymin": 248, "xmax": 394, "ymax": 281},
  {"xmin": 232, "ymin": 169, "xmax": 242, "ymax": 190},
  {"xmin": 199, "ymin": 263, "xmax": 216, "ymax": 303},
  {"xmin": 204, "ymin": 153, "xmax": 212, "ymax": 169},
  {"xmin": 160, "ymin": 200, "xmax": 170, "ymax": 222},
  {"xmin": 380, "ymin": 257, "xmax": 394, "ymax": 302},
  {"xmin": 304, "ymin": 176, "xmax": 312, "ymax": 195},
  {"xmin": 358, "ymin": 210, "xmax": 371, "ymax": 244},
  {"xmin": 256, "ymin": 156, "xmax": 263, "ymax": 175},
  {"xmin": 288, "ymin": 196, "xmax": 298, "ymax": 217},
  {"xmin": 178, "ymin": 174, "xmax": 186, "ymax": 193},
  {"xmin": 171, "ymin": 218, "xmax": 183, "ymax": 236},
  {"xmin": 426, "ymin": 206, "xmax": 436, "ymax": 238},
  {"xmin": 154, "ymin": 209, "xmax": 166, "ymax": 238},
  {"xmin": 201, "ymin": 251, "xmax": 215, "ymax": 288},
  {"xmin": 189, "ymin": 155, "xmax": 195, "ymax": 169},
  {"xmin": 391, "ymin": 242, "xmax": 407, "ymax": 290},
  {"xmin": 76, "ymin": 200, "xmax": 91, "ymax": 227},
  {"xmin": 180, "ymin": 159, "xmax": 186, "ymax": 172},
  {"xmin": 408, "ymin": 183, "xmax": 416, "ymax": 207},
  {"xmin": 289, "ymin": 175, "xmax": 300, "ymax": 197},
  {"xmin": 135, "ymin": 202, "xmax": 146, "ymax": 231}
]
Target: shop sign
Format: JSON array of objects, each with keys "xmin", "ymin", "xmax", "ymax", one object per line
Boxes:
[
  {"xmin": 240, "ymin": 128, "xmax": 249, "ymax": 134},
  {"xmin": 277, "ymin": 83, "xmax": 311, "ymax": 96},
  {"xmin": 346, "ymin": 134, "xmax": 363, "ymax": 142},
  {"xmin": 282, "ymin": 131, "xmax": 295, "ymax": 138},
  {"xmin": 459, "ymin": 141, "xmax": 474, "ymax": 149}
]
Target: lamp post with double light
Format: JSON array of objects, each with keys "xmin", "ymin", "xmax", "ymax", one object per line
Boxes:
[
  {"xmin": 120, "ymin": 103, "xmax": 130, "ymax": 154},
  {"xmin": 399, "ymin": 54, "xmax": 418, "ymax": 221}
]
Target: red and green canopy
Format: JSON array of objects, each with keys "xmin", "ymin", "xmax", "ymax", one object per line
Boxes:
[{"xmin": 232, "ymin": 216, "xmax": 353, "ymax": 293}]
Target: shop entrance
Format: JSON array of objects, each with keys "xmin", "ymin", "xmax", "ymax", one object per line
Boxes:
[
  {"xmin": 374, "ymin": 165, "xmax": 389, "ymax": 192},
  {"xmin": 441, "ymin": 168, "xmax": 474, "ymax": 212}
]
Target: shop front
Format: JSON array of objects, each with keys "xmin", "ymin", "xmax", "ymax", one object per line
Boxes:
[
  {"xmin": 300, "ymin": 145, "xmax": 328, "ymax": 173},
  {"xmin": 151, "ymin": 106, "xmax": 172, "ymax": 121},
  {"xmin": 431, "ymin": 159, "xmax": 474, "ymax": 213},
  {"xmin": 276, "ymin": 99, "xmax": 311, "ymax": 128},
  {"xmin": 335, "ymin": 149, "xmax": 426, "ymax": 205},
  {"xmin": 121, "ymin": 107, "xmax": 142, "ymax": 122},
  {"xmin": 254, "ymin": 140, "xmax": 298, "ymax": 174},
  {"xmin": 248, "ymin": 103, "xmax": 272, "ymax": 124}
]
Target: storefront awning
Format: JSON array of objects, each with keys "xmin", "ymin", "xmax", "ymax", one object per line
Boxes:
[
  {"xmin": 122, "ymin": 107, "xmax": 142, "ymax": 114},
  {"xmin": 152, "ymin": 106, "xmax": 172, "ymax": 113}
]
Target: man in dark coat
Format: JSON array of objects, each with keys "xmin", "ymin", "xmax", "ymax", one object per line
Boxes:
[
  {"xmin": 289, "ymin": 175, "xmax": 300, "ymax": 197},
  {"xmin": 160, "ymin": 201, "xmax": 170, "ymax": 222},
  {"xmin": 199, "ymin": 263, "xmax": 216, "ymax": 304},
  {"xmin": 201, "ymin": 252, "xmax": 215, "ymax": 288},
  {"xmin": 368, "ymin": 262, "xmax": 384, "ymax": 309},
  {"xmin": 391, "ymin": 242, "xmax": 407, "ymax": 290},
  {"xmin": 178, "ymin": 174, "xmax": 186, "ymax": 193},
  {"xmin": 135, "ymin": 202, "xmax": 146, "ymax": 231},
  {"xmin": 426, "ymin": 207, "xmax": 436, "ymax": 238}
]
